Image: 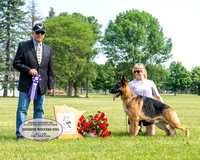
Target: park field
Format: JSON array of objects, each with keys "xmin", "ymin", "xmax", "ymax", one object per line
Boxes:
[{"xmin": 0, "ymin": 94, "xmax": 200, "ymax": 160}]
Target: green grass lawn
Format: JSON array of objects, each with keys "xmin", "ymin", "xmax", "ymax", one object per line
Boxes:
[{"xmin": 0, "ymin": 94, "xmax": 200, "ymax": 160}]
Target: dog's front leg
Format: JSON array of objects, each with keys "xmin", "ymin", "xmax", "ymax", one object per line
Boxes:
[{"xmin": 130, "ymin": 117, "xmax": 139, "ymax": 137}]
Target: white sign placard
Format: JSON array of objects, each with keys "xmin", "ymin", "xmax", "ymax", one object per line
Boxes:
[{"xmin": 57, "ymin": 113, "xmax": 76, "ymax": 134}]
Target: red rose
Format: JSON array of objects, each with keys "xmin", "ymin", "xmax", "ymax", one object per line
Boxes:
[
  {"xmin": 79, "ymin": 115, "xmax": 85, "ymax": 121},
  {"xmin": 104, "ymin": 131, "xmax": 108, "ymax": 137},
  {"xmin": 94, "ymin": 115, "xmax": 97, "ymax": 119},
  {"xmin": 100, "ymin": 123, "xmax": 106, "ymax": 129},
  {"xmin": 78, "ymin": 130, "xmax": 83, "ymax": 136},
  {"xmin": 91, "ymin": 130, "xmax": 95, "ymax": 133},
  {"xmin": 94, "ymin": 115, "xmax": 101, "ymax": 121},
  {"xmin": 84, "ymin": 123, "xmax": 90, "ymax": 129},
  {"xmin": 77, "ymin": 111, "xmax": 111, "ymax": 138},
  {"xmin": 100, "ymin": 131, "xmax": 108, "ymax": 137},
  {"xmin": 100, "ymin": 112, "xmax": 105, "ymax": 118},
  {"xmin": 77, "ymin": 122, "xmax": 81, "ymax": 126},
  {"xmin": 90, "ymin": 121, "xmax": 94, "ymax": 126}
]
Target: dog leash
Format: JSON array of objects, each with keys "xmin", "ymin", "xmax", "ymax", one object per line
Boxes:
[{"xmin": 125, "ymin": 114, "xmax": 128, "ymax": 133}]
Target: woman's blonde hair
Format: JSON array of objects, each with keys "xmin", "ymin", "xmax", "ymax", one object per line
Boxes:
[{"xmin": 132, "ymin": 63, "xmax": 147, "ymax": 79}]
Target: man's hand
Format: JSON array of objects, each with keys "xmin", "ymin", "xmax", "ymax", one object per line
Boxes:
[
  {"xmin": 46, "ymin": 89, "xmax": 53, "ymax": 94},
  {"xmin": 29, "ymin": 69, "xmax": 38, "ymax": 76}
]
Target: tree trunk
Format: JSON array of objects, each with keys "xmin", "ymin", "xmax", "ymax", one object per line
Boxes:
[
  {"xmin": 74, "ymin": 83, "xmax": 78, "ymax": 96},
  {"xmin": 86, "ymin": 53, "xmax": 89, "ymax": 98},
  {"xmin": 12, "ymin": 46, "xmax": 16, "ymax": 97},
  {"xmin": 68, "ymin": 81, "xmax": 73, "ymax": 97},
  {"xmin": 174, "ymin": 91, "xmax": 177, "ymax": 96},
  {"xmin": 198, "ymin": 84, "xmax": 200, "ymax": 96},
  {"xmin": 13, "ymin": 69, "xmax": 15, "ymax": 97},
  {"xmin": 81, "ymin": 88, "xmax": 83, "ymax": 95},
  {"xmin": 3, "ymin": 8, "xmax": 11, "ymax": 97},
  {"xmin": 86, "ymin": 77, "xmax": 89, "ymax": 98},
  {"xmin": 3, "ymin": 75, "xmax": 8, "ymax": 97},
  {"xmin": 3, "ymin": 46, "xmax": 10, "ymax": 97}
]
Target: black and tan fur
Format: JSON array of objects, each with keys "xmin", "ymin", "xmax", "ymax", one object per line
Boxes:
[{"xmin": 109, "ymin": 75, "xmax": 189, "ymax": 138}]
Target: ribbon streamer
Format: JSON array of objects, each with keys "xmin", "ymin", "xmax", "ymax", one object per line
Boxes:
[{"xmin": 28, "ymin": 74, "xmax": 42, "ymax": 100}]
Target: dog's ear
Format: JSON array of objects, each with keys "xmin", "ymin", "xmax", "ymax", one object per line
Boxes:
[
  {"xmin": 122, "ymin": 74, "xmax": 127, "ymax": 86},
  {"xmin": 119, "ymin": 75, "xmax": 122, "ymax": 81}
]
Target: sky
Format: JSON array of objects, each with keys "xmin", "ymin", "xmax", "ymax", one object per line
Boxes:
[{"xmin": 26, "ymin": 0, "xmax": 200, "ymax": 71}]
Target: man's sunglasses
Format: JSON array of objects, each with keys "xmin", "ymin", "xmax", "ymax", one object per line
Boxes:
[
  {"xmin": 134, "ymin": 70, "xmax": 141, "ymax": 74},
  {"xmin": 35, "ymin": 31, "xmax": 45, "ymax": 35}
]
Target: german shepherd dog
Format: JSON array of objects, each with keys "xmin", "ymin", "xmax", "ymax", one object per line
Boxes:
[{"xmin": 109, "ymin": 75, "xmax": 189, "ymax": 138}]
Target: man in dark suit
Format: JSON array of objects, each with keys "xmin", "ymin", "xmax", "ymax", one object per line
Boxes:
[{"xmin": 13, "ymin": 23, "xmax": 54, "ymax": 140}]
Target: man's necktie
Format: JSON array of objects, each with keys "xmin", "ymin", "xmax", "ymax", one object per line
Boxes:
[{"xmin": 36, "ymin": 45, "xmax": 42, "ymax": 65}]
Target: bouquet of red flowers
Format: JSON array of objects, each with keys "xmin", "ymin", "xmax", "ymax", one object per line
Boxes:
[{"xmin": 77, "ymin": 111, "xmax": 111, "ymax": 138}]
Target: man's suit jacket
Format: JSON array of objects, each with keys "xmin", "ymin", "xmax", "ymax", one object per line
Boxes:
[{"xmin": 13, "ymin": 39, "xmax": 54, "ymax": 95}]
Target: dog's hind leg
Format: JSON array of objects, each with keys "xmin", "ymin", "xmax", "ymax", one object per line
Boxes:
[
  {"xmin": 169, "ymin": 125, "xmax": 177, "ymax": 137},
  {"xmin": 163, "ymin": 109, "xmax": 189, "ymax": 138},
  {"xmin": 155, "ymin": 120, "xmax": 170, "ymax": 136},
  {"xmin": 170, "ymin": 123, "xmax": 189, "ymax": 138},
  {"xmin": 178, "ymin": 125, "xmax": 189, "ymax": 138}
]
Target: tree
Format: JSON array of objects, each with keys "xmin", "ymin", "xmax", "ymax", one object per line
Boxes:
[
  {"xmin": 92, "ymin": 61, "xmax": 116, "ymax": 95},
  {"xmin": 191, "ymin": 66, "xmax": 200, "ymax": 95},
  {"xmin": 73, "ymin": 61, "xmax": 97, "ymax": 96},
  {"xmin": 49, "ymin": 12, "xmax": 102, "ymax": 97},
  {"xmin": 69, "ymin": 13, "xmax": 102, "ymax": 97},
  {"xmin": 43, "ymin": 14, "xmax": 98, "ymax": 97},
  {"xmin": 26, "ymin": 0, "xmax": 43, "ymax": 30},
  {"xmin": 0, "ymin": 0, "xmax": 28, "ymax": 97},
  {"xmin": 146, "ymin": 64, "xmax": 168, "ymax": 91},
  {"xmin": 45, "ymin": 7, "xmax": 56, "ymax": 20},
  {"xmin": 102, "ymin": 9, "xmax": 172, "ymax": 81},
  {"xmin": 167, "ymin": 61, "xmax": 192, "ymax": 96},
  {"xmin": 44, "ymin": 7, "xmax": 56, "ymax": 96}
]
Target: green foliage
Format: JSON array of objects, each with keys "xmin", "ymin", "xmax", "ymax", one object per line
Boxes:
[
  {"xmin": 44, "ymin": 15, "xmax": 91, "ymax": 88},
  {"xmin": 191, "ymin": 66, "xmax": 200, "ymax": 95},
  {"xmin": 71, "ymin": 12, "xmax": 102, "ymax": 34},
  {"xmin": 0, "ymin": 95, "xmax": 199, "ymax": 159},
  {"xmin": 45, "ymin": 7, "xmax": 56, "ymax": 20},
  {"xmin": 102, "ymin": 9, "xmax": 172, "ymax": 81},
  {"xmin": 146, "ymin": 64, "xmax": 169, "ymax": 91},
  {"xmin": 167, "ymin": 61, "xmax": 192, "ymax": 95},
  {"xmin": 0, "ymin": 0, "xmax": 28, "ymax": 96},
  {"xmin": 43, "ymin": 13, "xmax": 101, "ymax": 96},
  {"xmin": 68, "ymin": 13, "xmax": 102, "ymax": 96},
  {"xmin": 92, "ymin": 62, "xmax": 116, "ymax": 94}
]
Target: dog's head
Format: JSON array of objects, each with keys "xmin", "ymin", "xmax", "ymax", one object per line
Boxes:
[{"xmin": 109, "ymin": 74, "xmax": 127, "ymax": 101}]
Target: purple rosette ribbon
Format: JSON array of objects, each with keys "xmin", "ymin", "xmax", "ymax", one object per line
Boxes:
[{"xmin": 28, "ymin": 74, "xmax": 42, "ymax": 100}]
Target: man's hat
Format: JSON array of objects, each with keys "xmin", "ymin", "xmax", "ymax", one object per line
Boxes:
[{"xmin": 33, "ymin": 23, "xmax": 45, "ymax": 32}]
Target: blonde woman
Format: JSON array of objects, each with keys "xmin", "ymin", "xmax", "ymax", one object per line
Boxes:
[{"xmin": 128, "ymin": 63, "xmax": 163, "ymax": 135}]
